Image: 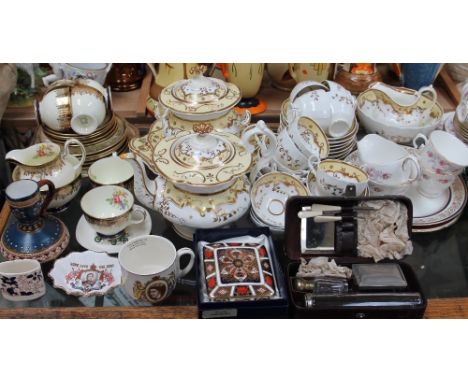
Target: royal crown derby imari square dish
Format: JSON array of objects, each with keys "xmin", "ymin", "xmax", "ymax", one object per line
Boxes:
[
  {"xmin": 49, "ymin": 250, "xmax": 121, "ymax": 297},
  {"xmin": 200, "ymin": 237, "xmax": 279, "ymax": 302}
]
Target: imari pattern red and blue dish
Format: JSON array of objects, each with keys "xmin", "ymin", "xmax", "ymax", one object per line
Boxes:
[{"xmin": 203, "ymin": 241, "xmax": 277, "ymax": 302}]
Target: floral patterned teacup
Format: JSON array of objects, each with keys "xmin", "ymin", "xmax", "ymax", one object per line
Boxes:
[
  {"xmin": 81, "ymin": 185, "xmax": 146, "ymax": 237},
  {"xmin": 358, "ymin": 134, "xmax": 420, "ymax": 185},
  {"xmin": 118, "ymin": 235, "xmax": 195, "ymax": 304},
  {"xmin": 0, "ymin": 259, "xmax": 45, "ymax": 301},
  {"xmin": 416, "ymin": 164, "xmax": 459, "ymax": 198},
  {"xmin": 413, "ymin": 130, "xmax": 468, "ymax": 175}
]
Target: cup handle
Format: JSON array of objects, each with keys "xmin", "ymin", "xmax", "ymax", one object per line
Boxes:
[
  {"xmin": 402, "ymin": 155, "xmax": 421, "ymax": 183},
  {"xmin": 127, "ymin": 207, "xmax": 146, "ymax": 226},
  {"xmin": 289, "ymin": 80, "xmax": 329, "ymax": 104},
  {"xmin": 42, "ymin": 73, "xmax": 59, "ymax": 87},
  {"xmin": 63, "ymin": 138, "xmax": 86, "ymax": 173},
  {"xmin": 37, "ymin": 179, "xmax": 55, "ymax": 217},
  {"xmin": 239, "ymin": 109, "xmax": 251, "ymax": 127},
  {"xmin": 413, "ymin": 133, "xmax": 428, "ymax": 149},
  {"xmin": 308, "ymin": 153, "xmax": 320, "ymax": 170},
  {"xmin": 175, "ymin": 248, "xmax": 195, "ymax": 279},
  {"xmin": 241, "ymin": 120, "xmax": 277, "ymax": 159}
]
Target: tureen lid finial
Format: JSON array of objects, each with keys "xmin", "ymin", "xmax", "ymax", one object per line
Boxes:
[
  {"xmin": 193, "ymin": 64, "xmax": 207, "ymax": 76},
  {"xmin": 193, "ymin": 122, "xmax": 213, "ymax": 135}
]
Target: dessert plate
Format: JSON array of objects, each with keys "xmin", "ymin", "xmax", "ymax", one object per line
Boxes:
[{"xmin": 76, "ymin": 205, "xmax": 152, "ymax": 254}]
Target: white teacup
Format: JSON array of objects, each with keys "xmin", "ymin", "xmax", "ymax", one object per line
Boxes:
[
  {"xmin": 358, "ymin": 134, "xmax": 420, "ymax": 185},
  {"xmin": 81, "ymin": 185, "xmax": 145, "ymax": 237},
  {"xmin": 287, "ymin": 115, "xmax": 329, "ymax": 158},
  {"xmin": 416, "ymin": 164, "xmax": 458, "ymax": 199},
  {"xmin": 275, "ymin": 127, "xmax": 309, "ymax": 170},
  {"xmin": 0, "ymin": 259, "xmax": 45, "ymax": 301},
  {"xmin": 289, "ymin": 80, "xmax": 356, "ymax": 137},
  {"xmin": 39, "ymin": 78, "xmax": 107, "ymax": 134},
  {"xmin": 413, "ymin": 130, "xmax": 468, "ymax": 174},
  {"xmin": 118, "ymin": 235, "xmax": 195, "ymax": 304},
  {"xmin": 88, "ymin": 152, "xmax": 134, "ymax": 190},
  {"xmin": 309, "ymin": 158, "xmax": 369, "ymax": 197}
]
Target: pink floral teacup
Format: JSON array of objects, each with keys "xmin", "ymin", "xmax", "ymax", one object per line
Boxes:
[{"xmin": 413, "ymin": 130, "xmax": 468, "ymax": 175}]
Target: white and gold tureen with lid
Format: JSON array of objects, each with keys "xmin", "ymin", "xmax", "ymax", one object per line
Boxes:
[{"xmin": 159, "ymin": 66, "xmax": 241, "ymax": 121}]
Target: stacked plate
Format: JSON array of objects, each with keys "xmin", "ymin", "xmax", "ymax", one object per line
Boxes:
[
  {"xmin": 38, "ymin": 112, "xmax": 133, "ymax": 172},
  {"xmin": 453, "ymin": 113, "xmax": 468, "ymax": 144},
  {"xmin": 280, "ymin": 99, "xmax": 358, "ymax": 160}
]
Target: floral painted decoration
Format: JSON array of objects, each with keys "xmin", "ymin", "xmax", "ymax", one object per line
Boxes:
[
  {"xmin": 33, "ymin": 144, "xmax": 55, "ymax": 159},
  {"xmin": 106, "ymin": 189, "xmax": 130, "ymax": 210},
  {"xmin": 0, "ymin": 271, "xmax": 44, "ymax": 297}
]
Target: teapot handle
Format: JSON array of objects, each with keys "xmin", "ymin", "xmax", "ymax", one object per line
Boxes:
[
  {"xmin": 37, "ymin": 179, "xmax": 55, "ymax": 217},
  {"xmin": 63, "ymin": 138, "xmax": 86, "ymax": 173}
]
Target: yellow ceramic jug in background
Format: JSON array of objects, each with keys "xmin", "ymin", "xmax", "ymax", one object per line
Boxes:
[
  {"xmin": 266, "ymin": 63, "xmax": 296, "ymax": 91},
  {"xmin": 219, "ymin": 63, "xmax": 266, "ymax": 114},
  {"xmin": 288, "ymin": 63, "xmax": 332, "ymax": 83}
]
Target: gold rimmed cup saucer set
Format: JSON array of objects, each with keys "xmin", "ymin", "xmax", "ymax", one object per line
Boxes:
[{"xmin": 34, "ymin": 78, "xmax": 136, "ymax": 172}]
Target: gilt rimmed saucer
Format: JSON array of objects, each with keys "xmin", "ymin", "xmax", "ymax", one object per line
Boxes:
[{"xmin": 76, "ymin": 205, "xmax": 152, "ymax": 254}]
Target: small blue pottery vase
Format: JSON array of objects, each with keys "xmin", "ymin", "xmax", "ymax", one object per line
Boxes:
[
  {"xmin": 0, "ymin": 179, "xmax": 70, "ymax": 263},
  {"xmin": 400, "ymin": 63, "xmax": 442, "ymax": 90}
]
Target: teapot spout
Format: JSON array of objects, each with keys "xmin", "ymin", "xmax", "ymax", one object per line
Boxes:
[{"xmin": 121, "ymin": 152, "xmax": 158, "ymax": 210}]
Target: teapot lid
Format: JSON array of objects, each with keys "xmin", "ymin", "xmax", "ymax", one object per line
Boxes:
[
  {"xmin": 152, "ymin": 122, "xmax": 251, "ymax": 189},
  {"xmin": 159, "ymin": 67, "xmax": 241, "ymax": 116}
]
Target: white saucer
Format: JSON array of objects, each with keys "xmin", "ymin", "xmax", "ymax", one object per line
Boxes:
[
  {"xmin": 76, "ymin": 205, "xmax": 152, "ymax": 254},
  {"xmin": 406, "ymin": 185, "xmax": 450, "ymax": 218}
]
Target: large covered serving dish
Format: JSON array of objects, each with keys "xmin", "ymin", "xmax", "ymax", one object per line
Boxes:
[{"xmin": 158, "ymin": 69, "xmax": 241, "ymax": 121}]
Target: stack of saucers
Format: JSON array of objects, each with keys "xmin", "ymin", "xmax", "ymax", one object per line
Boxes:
[
  {"xmin": 280, "ymin": 98, "xmax": 358, "ymax": 160},
  {"xmin": 250, "ymin": 172, "xmax": 309, "ymax": 233},
  {"xmin": 453, "ymin": 112, "xmax": 468, "ymax": 144}
]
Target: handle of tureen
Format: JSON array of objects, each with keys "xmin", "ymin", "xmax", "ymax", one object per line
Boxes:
[
  {"xmin": 37, "ymin": 179, "xmax": 55, "ymax": 217},
  {"xmin": 63, "ymin": 138, "xmax": 86, "ymax": 173},
  {"xmin": 241, "ymin": 120, "xmax": 277, "ymax": 160},
  {"xmin": 289, "ymin": 80, "xmax": 329, "ymax": 105},
  {"xmin": 175, "ymin": 248, "xmax": 195, "ymax": 279},
  {"xmin": 402, "ymin": 155, "xmax": 421, "ymax": 183}
]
